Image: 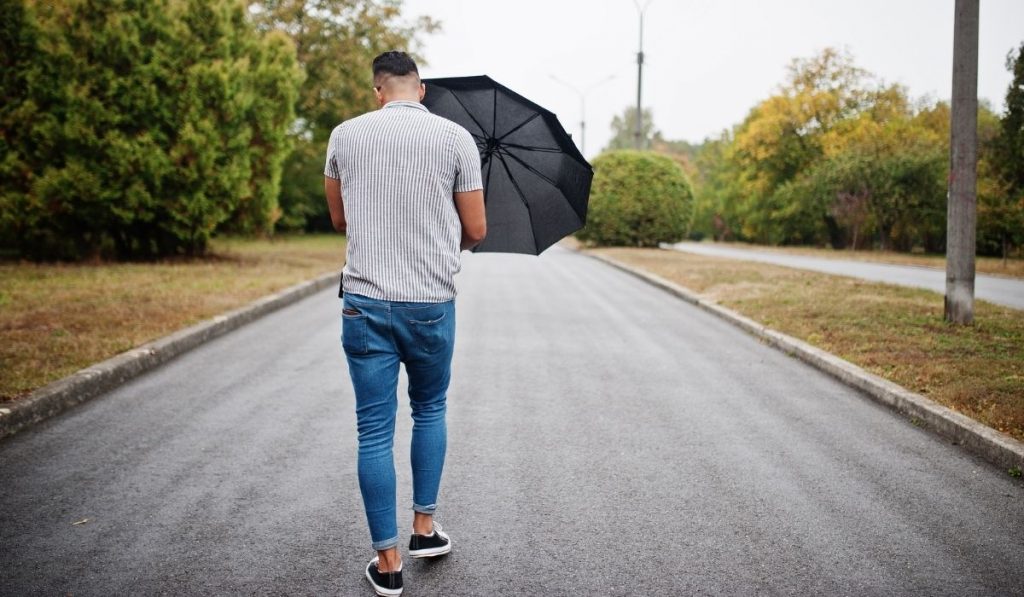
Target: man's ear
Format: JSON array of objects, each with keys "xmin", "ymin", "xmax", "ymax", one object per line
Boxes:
[
  {"xmin": 418, "ymin": 83, "xmax": 426, "ymax": 101},
  {"xmin": 374, "ymin": 86, "xmax": 384, "ymax": 107}
]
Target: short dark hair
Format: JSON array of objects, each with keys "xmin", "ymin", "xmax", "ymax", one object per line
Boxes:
[{"xmin": 372, "ymin": 51, "xmax": 419, "ymax": 81}]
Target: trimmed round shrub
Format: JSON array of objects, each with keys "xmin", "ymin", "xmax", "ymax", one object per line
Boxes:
[{"xmin": 577, "ymin": 150, "xmax": 694, "ymax": 247}]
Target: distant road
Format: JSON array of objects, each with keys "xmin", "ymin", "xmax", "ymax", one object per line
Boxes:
[
  {"xmin": 1, "ymin": 247, "xmax": 1021, "ymax": 595},
  {"xmin": 670, "ymin": 242, "xmax": 1024, "ymax": 310}
]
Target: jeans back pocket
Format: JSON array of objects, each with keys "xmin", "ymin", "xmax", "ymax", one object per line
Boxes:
[
  {"xmin": 342, "ymin": 309, "xmax": 369, "ymax": 355},
  {"xmin": 408, "ymin": 311, "xmax": 449, "ymax": 355}
]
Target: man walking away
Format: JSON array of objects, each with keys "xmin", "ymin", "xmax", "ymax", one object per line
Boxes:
[{"xmin": 323, "ymin": 51, "xmax": 486, "ymax": 596}]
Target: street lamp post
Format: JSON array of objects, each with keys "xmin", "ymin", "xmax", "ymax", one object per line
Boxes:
[
  {"xmin": 550, "ymin": 74, "xmax": 616, "ymax": 156},
  {"xmin": 945, "ymin": 0, "xmax": 979, "ymax": 324},
  {"xmin": 632, "ymin": 0, "xmax": 654, "ymax": 150}
]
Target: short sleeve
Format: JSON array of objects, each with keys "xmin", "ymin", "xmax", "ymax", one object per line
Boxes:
[
  {"xmin": 452, "ymin": 126, "xmax": 483, "ymax": 192},
  {"xmin": 324, "ymin": 126, "xmax": 341, "ymax": 179}
]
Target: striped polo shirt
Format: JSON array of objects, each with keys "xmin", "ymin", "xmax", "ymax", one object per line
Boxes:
[{"xmin": 324, "ymin": 100, "xmax": 483, "ymax": 302}]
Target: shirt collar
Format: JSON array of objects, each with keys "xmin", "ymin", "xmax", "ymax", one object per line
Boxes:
[{"xmin": 383, "ymin": 100, "xmax": 429, "ymax": 113}]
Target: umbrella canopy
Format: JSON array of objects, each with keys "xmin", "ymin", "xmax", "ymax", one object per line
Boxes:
[{"xmin": 422, "ymin": 76, "xmax": 593, "ymax": 254}]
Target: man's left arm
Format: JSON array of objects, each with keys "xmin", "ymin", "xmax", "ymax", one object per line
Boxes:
[{"xmin": 324, "ymin": 176, "xmax": 346, "ymax": 233}]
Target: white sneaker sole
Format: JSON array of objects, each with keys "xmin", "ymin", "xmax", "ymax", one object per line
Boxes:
[{"xmin": 409, "ymin": 542, "xmax": 452, "ymax": 558}]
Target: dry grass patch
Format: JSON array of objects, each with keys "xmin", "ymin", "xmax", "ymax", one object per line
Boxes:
[
  {"xmin": 0, "ymin": 234, "xmax": 345, "ymax": 402},
  {"xmin": 706, "ymin": 241, "xmax": 1024, "ymax": 279},
  {"xmin": 590, "ymin": 247, "xmax": 1024, "ymax": 442}
]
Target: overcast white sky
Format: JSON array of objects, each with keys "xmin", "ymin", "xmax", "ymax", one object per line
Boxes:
[{"xmin": 401, "ymin": 0, "xmax": 1024, "ymax": 159}]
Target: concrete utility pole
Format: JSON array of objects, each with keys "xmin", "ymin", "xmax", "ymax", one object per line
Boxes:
[
  {"xmin": 632, "ymin": 0, "xmax": 653, "ymax": 150},
  {"xmin": 550, "ymin": 74, "xmax": 616, "ymax": 156},
  {"xmin": 945, "ymin": 0, "xmax": 979, "ymax": 324}
]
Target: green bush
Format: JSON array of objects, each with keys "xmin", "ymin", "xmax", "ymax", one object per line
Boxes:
[
  {"xmin": 0, "ymin": 0, "xmax": 301, "ymax": 260},
  {"xmin": 275, "ymin": 139, "xmax": 334, "ymax": 232},
  {"xmin": 577, "ymin": 150, "xmax": 694, "ymax": 247}
]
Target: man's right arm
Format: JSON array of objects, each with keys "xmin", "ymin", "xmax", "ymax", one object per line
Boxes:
[
  {"xmin": 323, "ymin": 125, "xmax": 346, "ymax": 233},
  {"xmin": 454, "ymin": 190, "xmax": 486, "ymax": 251},
  {"xmin": 324, "ymin": 176, "xmax": 346, "ymax": 233}
]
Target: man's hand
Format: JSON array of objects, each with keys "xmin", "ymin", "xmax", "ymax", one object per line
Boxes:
[
  {"xmin": 324, "ymin": 176, "xmax": 346, "ymax": 233},
  {"xmin": 454, "ymin": 189, "xmax": 486, "ymax": 251}
]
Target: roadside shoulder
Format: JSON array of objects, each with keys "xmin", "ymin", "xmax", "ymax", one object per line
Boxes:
[
  {"xmin": 584, "ymin": 249, "xmax": 1024, "ymax": 473},
  {"xmin": 0, "ymin": 271, "xmax": 338, "ymax": 441}
]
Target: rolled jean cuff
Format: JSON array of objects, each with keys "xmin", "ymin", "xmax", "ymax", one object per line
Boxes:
[
  {"xmin": 412, "ymin": 503, "xmax": 437, "ymax": 515},
  {"xmin": 371, "ymin": 535, "xmax": 399, "ymax": 551}
]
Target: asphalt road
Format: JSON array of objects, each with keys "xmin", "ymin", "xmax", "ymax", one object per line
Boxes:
[
  {"xmin": 1, "ymin": 247, "xmax": 1022, "ymax": 596},
  {"xmin": 670, "ymin": 241, "xmax": 1024, "ymax": 310}
]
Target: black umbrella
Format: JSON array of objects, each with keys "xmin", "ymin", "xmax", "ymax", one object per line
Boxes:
[{"xmin": 422, "ymin": 76, "xmax": 593, "ymax": 254}]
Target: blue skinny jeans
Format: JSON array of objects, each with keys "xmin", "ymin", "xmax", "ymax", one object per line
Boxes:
[{"xmin": 340, "ymin": 292, "xmax": 455, "ymax": 550}]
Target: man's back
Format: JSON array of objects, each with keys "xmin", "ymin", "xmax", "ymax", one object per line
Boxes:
[{"xmin": 325, "ymin": 100, "xmax": 481, "ymax": 302}]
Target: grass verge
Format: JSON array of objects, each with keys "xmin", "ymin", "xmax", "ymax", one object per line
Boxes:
[
  {"xmin": 0, "ymin": 234, "xmax": 345, "ymax": 402},
  {"xmin": 588, "ymin": 247, "xmax": 1024, "ymax": 443},
  {"xmin": 699, "ymin": 241, "xmax": 1024, "ymax": 279}
]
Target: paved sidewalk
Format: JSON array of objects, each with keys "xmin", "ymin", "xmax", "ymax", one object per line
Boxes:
[
  {"xmin": 670, "ymin": 241, "xmax": 1024, "ymax": 310},
  {"xmin": 1, "ymin": 247, "xmax": 1021, "ymax": 595}
]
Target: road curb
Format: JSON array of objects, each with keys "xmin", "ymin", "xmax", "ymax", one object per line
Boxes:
[
  {"xmin": 586, "ymin": 251, "xmax": 1024, "ymax": 473},
  {"xmin": 0, "ymin": 270, "xmax": 339, "ymax": 441}
]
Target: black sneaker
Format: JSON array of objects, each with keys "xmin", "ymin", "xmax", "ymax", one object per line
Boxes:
[
  {"xmin": 365, "ymin": 557, "xmax": 403, "ymax": 596},
  {"xmin": 408, "ymin": 521, "xmax": 452, "ymax": 558}
]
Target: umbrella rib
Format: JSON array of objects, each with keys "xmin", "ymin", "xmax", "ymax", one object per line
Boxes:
[
  {"xmin": 501, "ymin": 143, "xmax": 563, "ymax": 153},
  {"xmin": 447, "ymin": 90, "xmax": 489, "ymax": 139},
  {"xmin": 496, "ymin": 113, "xmax": 542, "ymax": 142},
  {"xmin": 502, "ymin": 150, "xmax": 587, "ymax": 225},
  {"xmin": 484, "ymin": 154, "xmax": 494, "ymax": 198},
  {"xmin": 495, "ymin": 152, "xmax": 538, "ymax": 254},
  {"xmin": 501, "ymin": 150, "xmax": 560, "ymax": 189}
]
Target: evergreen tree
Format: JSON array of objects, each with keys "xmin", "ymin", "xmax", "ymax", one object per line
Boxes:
[
  {"xmin": 0, "ymin": 0, "xmax": 301, "ymax": 259},
  {"xmin": 998, "ymin": 43, "xmax": 1024, "ymax": 200},
  {"xmin": 0, "ymin": 0, "xmax": 64, "ymax": 256},
  {"xmin": 979, "ymin": 42, "xmax": 1024, "ymax": 260}
]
